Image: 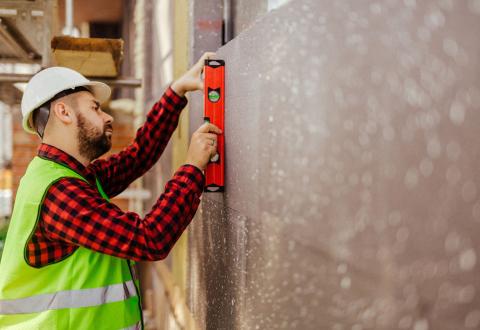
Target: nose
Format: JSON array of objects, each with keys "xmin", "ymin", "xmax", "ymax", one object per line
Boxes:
[{"xmin": 103, "ymin": 111, "xmax": 114, "ymax": 125}]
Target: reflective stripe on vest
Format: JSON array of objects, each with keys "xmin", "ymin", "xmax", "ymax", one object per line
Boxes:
[{"xmin": 0, "ymin": 280, "xmax": 137, "ymax": 315}]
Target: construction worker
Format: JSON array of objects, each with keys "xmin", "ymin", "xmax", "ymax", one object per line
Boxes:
[{"xmin": 0, "ymin": 52, "xmax": 221, "ymax": 329}]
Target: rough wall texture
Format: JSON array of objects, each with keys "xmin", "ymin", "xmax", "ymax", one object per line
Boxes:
[
  {"xmin": 231, "ymin": 0, "xmax": 267, "ymax": 37},
  {"xmin": 187, "ymin": 0, "xmax": 480, "ymax": 329}
]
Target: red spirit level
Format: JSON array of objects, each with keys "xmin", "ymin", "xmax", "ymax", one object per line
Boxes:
[{"xmin": 204, "ymin": 59, "xmax": 225, "ymax": 192}]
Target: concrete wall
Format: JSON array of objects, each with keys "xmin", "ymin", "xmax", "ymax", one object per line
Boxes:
[
  {"xmin": 187, "ymin": 0, "xmax": 480, "ymax": 329},
  {"xmin": 231, "ymin": 0, "xmax": 267, "ymax": 37},
  {"xmin": 0, "ymin": 104, "xmax": 12, "ymax": 168}
]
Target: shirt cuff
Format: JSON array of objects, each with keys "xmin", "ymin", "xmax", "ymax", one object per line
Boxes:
[
  {"xmin": 166, "ymin": 86, "xmax": 188, "ymax": 109},
  {"xmin": 174, "ymin": 164, "xmax": 205, "ymax": 194}
]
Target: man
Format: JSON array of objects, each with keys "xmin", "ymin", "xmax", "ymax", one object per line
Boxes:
[{"xmin": 0, "ymin": 52, "xmax": 221, "ymax": 329}]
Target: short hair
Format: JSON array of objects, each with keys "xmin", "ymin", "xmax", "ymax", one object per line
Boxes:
[{"xmin": 31, "ymin": 86, "xmax": 91, "ymax": 138}]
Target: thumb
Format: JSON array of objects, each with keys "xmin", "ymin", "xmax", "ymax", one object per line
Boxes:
[{"xmin": 193, "ymin": 52, "xmax": 217, "ymax": 74}]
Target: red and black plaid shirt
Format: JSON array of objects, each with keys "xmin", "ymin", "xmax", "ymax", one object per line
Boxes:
[{"xmin": 27, "ymin": 87, "xmax": 204, "ymax": 267}]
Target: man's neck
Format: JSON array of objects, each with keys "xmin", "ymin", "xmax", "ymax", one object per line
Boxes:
[{"xmin": 42, "ymin": 138, "xmax": 90, "ymax": 167}]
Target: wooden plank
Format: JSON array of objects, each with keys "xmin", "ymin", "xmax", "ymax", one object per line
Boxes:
[
  {"xmin": 154, "ymin": 262, "xmax": 200, "ymax": 330},
  {"xmin": 51, "ymin": 36, "xmax": 123, "ymax": 77}
]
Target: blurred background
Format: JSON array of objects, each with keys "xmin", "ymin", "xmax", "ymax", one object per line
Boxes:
[{"xmin": 1, "ymin": 0, "xmax": 480, "ymax": 329}]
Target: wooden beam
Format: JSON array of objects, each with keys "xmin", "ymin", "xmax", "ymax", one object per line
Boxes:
[
  {"xmin": 51, "ymin": 36, "xmax": 124, "ymax": 77},
  {"xmin": 154, "ymin": 262, "xmax": 200, "ymax": 330}
]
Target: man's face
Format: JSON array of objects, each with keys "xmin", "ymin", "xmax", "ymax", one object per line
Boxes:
[{"xmin": 73, "ymin": 91, "xmax": 114, "ymax": 161}]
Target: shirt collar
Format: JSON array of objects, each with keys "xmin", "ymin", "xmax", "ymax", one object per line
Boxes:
[{"xmin": 38, "ymin": 143, "xmax": 90, "ymax": 179}]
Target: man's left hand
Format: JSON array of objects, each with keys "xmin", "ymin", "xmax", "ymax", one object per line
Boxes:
[{"xmin": 171, "ymin": 52, "xmax": 217, "ymax": 97}]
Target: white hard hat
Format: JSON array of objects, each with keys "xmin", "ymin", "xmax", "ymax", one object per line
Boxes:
[{"xmin": 21, "ymin": 66, "xmax": 111, "ymax": 134}]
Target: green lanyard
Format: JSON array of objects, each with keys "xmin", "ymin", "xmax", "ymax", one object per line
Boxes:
[{"xmin": 95, "ymin": 177, "xmax": 110, "ymax": 201}]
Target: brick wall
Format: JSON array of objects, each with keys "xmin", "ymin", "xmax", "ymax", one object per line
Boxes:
[{"xmin": 12, "ymin": 108, "xmax": 39, "ymax": 198}]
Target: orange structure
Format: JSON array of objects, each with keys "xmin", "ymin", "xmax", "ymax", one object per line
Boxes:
[{"xmin": 203, "ymin": 59, "xmax": 225, "ymax": 192}]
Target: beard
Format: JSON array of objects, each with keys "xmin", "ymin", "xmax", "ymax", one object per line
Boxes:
[{"xmin": 77, "ymin": 113, "xmax": 112, "ymax": 161}]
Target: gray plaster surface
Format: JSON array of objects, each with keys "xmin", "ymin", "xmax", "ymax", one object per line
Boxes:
[{"xmin": 188, "ymin": 0, "xmax": 480, "ymax": 328}]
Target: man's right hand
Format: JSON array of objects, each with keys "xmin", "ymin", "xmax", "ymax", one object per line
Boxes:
[{"xmin": 185, "ymin": 122, "xmax": 222, "ymax": 170}]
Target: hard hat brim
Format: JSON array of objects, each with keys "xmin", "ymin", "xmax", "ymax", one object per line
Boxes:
[{"xmin": 22, "ymin": 80, "xmax": 112, "ymax": 135}]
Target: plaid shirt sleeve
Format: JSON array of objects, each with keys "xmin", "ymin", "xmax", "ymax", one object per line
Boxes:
[
  {"xmin": 89, "ymin": 87, "xmax": 189, "ymax": 198},
  {"xmin": 29, "ymin": 87, "xmax": 205, "ymax": 265},
  {"xmin": 39, "ymin": 165, "xmax": 203, "ymax": 262}
]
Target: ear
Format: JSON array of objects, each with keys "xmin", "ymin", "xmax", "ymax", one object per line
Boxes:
[{"xmin": 51, "ymin": 101, "xmax": 74, "ymax": 125}]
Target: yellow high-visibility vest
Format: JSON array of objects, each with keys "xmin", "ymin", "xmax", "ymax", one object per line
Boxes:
[{"xmin": 0, "ymin": 156, "xmax": 142, "ymax": 329}]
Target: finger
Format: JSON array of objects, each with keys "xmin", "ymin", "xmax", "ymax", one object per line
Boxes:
[
  {"xmin": 198, "ymin": 136, "xmax": 216, "ymax": 149},
  {"xmin": 205, "ymin": 123, "xmax": 222, "ymax": 134},
  {"xmin": 194, "ymin": 52, "xmax": 217, "ymax": 73},
  {"xmin": 194, "ymin": 53, "xmax": 212, "ymax": 70},
  {"xmin": 202, "ymin": 139, "xmax": 217, "ymax": 153},
  {"xmin": 201, "ymin": 135, "xmax": 216, "ymax": 147},
  {"xmin": 199, "ymin": 52, "xmax": 216, "ymax": 64},
  {"xmin": 201, "ymin": 133, "xmax": 218, "ymax": 141},
  {"xmin": 209, "ymin": 145, "xmax": 218, "ymax": 157},
  {"xmin": 196, "ymin": 122, "xmax": 211, "ymax": 133},
  {"xmin": 205, "ymin": 139, "xmax": 216, "ymax": 148},
  {"xmin": 196, "ymin": 122, "xmax": 222, "ymax": 134}
]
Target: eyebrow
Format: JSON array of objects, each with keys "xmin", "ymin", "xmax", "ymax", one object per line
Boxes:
[{"xmin": 91, "ymin": 100, "xmax": 100, "ymax": 107}]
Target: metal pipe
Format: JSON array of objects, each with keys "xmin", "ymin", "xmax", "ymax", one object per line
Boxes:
[
  {"xmin": 0, "ymin": 73, "xmax": 142, "ymax": 88},
  {"xmin": 65, "ymin": 0, "xmax": 73, "ymax": 34},
  {"xmin": 98, "ymin": 77, "xmax": 142, "ymax": 88},
  {"xmin": 223, "ymin": 0, "xmax": 233, "ymax": 45},
  {"xmin": 62, "ymin": 0, "xmax": 79, "ymax": 37}
]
